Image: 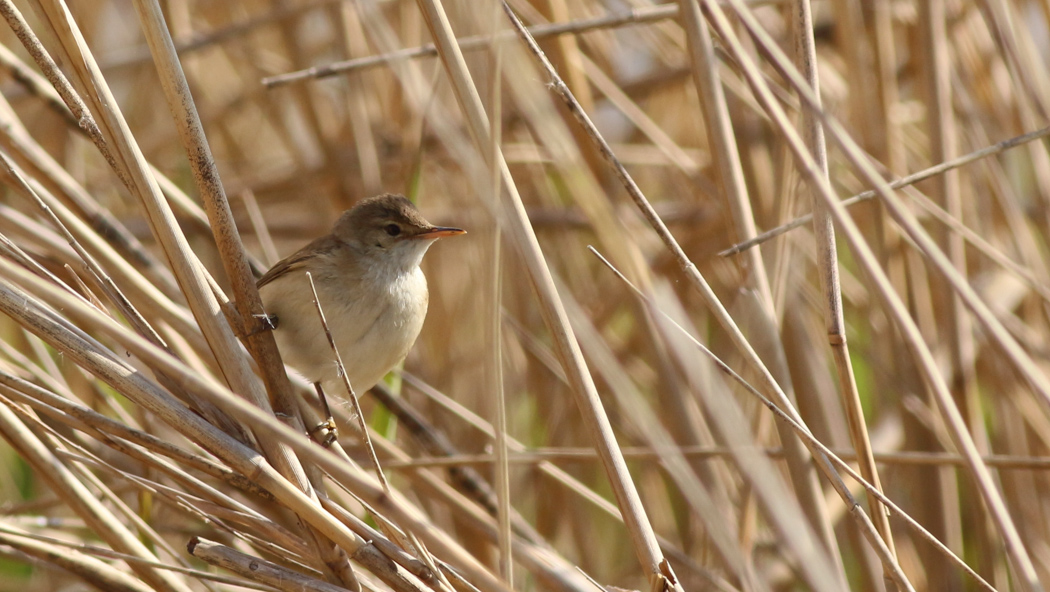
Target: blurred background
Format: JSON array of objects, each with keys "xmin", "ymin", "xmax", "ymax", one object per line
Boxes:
[{"xmin": 2, "ymin": 1, "xmax": 1050, "ymax": 591}]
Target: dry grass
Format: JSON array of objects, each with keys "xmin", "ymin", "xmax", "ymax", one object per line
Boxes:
[{"xmin": 1, "ymin": 0, "xmax": 1050, "ymax": 591}]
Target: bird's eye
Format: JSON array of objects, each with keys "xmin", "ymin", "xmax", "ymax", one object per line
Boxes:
[{"xmin": 384, "ymin": 224, "xmax": 401, "ymax": 237}]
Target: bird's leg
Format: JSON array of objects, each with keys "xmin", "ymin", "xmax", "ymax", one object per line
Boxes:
[{"xmin": 308, "ymin": 381, "xmax": 338, "ymax": 447}]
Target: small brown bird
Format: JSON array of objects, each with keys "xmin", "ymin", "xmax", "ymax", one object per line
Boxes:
[{"xmin": 258, "ymin": 194, "xmax": 465, "ymax": 401}]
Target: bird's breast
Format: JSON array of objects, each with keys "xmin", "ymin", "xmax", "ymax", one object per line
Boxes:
[
  {"xmin": 262, "ymin": 262, "xmax": 429, "ymax": 393},
  {"xmin": 333, "ymin": 266, "xmax": 429, "ymax": 389}
]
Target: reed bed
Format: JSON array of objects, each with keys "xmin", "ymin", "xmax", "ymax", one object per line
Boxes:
[{"xmin": 1, "ymin": 0, "xmax": 1049, "ymax": 591}]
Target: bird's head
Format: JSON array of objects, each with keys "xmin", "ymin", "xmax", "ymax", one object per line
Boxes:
[{"xmin": 334, "ymin": 194, "xmax": 465, "ymax": 271}]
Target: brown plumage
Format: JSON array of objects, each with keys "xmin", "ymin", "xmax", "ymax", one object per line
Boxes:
[{"xmin": 257, "ymin": 193, "xmax": 465, "ymax": 393}]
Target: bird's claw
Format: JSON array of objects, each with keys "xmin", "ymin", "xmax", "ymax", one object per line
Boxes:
[{"xmin": 309, "ymin": 418, "xmax": 338, "ymax": 448}]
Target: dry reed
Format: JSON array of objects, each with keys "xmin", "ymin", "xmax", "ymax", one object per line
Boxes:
[{"xmin": 1, "ymin": 1, "xmax": 1049, "ymax": 591}]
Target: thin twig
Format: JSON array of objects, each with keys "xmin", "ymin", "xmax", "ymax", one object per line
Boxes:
[
  {"xmin": 719, "ymin": 125, "xmax": 1050, "ymax": 256},
  {"xmin": 370, "ymin": 447, "xmax": 1050, "ymax": 471},
  {"xmin": 261, "ymin": 0, "xmax": 788, "ymax": 88},
  {"xmin": 263, "ymin": 3, "xmax": 677, "ymax": 88},
  {"xmin": 791, "ymin": 0, "xmax": 897, "ymax": 585},
  {"xmin": 486, "ymin": 1, "xmax": 513, "ymax": 580},
  {"xmin": 304, "ymin": 272, "xmax": 387, "ymax": 491},
  {"xmin": 239, "ymin": 189, "xmax": 280, "ymax": 267}
]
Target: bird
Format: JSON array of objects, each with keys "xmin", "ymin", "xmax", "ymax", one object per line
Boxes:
[{"xmin": 257, "ymin": 194, "xmax": 465, "ymax": 427}]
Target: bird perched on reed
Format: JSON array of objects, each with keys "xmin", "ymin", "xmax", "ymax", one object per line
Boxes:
[{"xmin": 258, "ymin": 194, "xmax": 464, "ymax": 433}]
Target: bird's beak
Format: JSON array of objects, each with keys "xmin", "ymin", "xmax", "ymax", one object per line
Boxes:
[{"xmin": 414, "ymin": 226, "xmax": 466, "ymax": 239}]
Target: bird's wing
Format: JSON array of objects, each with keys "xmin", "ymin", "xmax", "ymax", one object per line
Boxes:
[{"xmin": 256, "ymin": 234, "xmax": 340, "ymax": 289}]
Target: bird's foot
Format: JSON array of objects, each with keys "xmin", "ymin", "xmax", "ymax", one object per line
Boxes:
[
  {"xmin": 310, "ymin": 382, "xmax": 338, "ymax": 447},
  {"xmin": 308, "ymin": 418, "xmax": 339, "ymax": 447}
]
